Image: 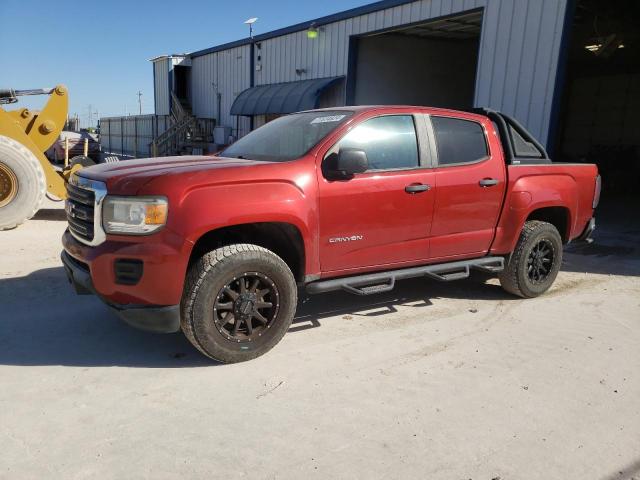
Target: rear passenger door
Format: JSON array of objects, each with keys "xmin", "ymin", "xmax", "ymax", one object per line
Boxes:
[{"xmin": 427, "ymin": 114, "xmax": 506, "ymax": 260}]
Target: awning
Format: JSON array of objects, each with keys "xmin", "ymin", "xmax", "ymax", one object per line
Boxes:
[{"xmin": 230, "ymin": 76, "xmax": 344, "ymax": 116}]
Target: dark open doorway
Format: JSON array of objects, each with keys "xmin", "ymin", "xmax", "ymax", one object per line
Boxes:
[
  {"xmin": 173, "ymin": 65, "xmax": 191, "ymax": 102},
  {"xmin": 553, "ymin": 0, "xmax": 640, "ymax": 196},
  {"xmin": 346, "ymin": 9, "xmax": 483, "ymax": 110}
]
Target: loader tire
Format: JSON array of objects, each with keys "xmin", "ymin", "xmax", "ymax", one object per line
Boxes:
[{"xmin": 0, "ymin": 135, "xmax": 46, "ymax": 230}]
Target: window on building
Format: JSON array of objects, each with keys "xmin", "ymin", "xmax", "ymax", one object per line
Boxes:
[
  {"xmin": 335, "ymin": 115, "xmax": 419, "ymax": 171},
  {"xmin": 431, "ymin": 116, "xmax": 488, "ymax": 166}
]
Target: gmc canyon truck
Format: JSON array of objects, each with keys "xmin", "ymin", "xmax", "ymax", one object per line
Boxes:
[{"xmin": 61, "ymin": 106, "xmax": 600, "ymax": 363}]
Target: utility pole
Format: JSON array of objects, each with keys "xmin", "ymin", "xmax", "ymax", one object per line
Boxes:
[
  {"xmin": 88, "ymin": 104, "xmax": 92, "ymax": 128},
  {"xmin": 137, "ymin": 91, "xmax": 143, "ymax": 115}
]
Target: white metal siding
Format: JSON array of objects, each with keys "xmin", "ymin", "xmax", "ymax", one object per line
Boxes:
[
  {"xmin": 191, "ymin": 45, "xmax": 252, "ymax": 138},
  {"xmin": 189, "ymin": 0, "xmax": 568, "ymax": 144},
  {"xmin": 154, "ymin": 59, "xmax": 170, "ymax": 116},
  {"xmin": 100, "ymin": 115, "xmax": 170, "ymax": 158}
]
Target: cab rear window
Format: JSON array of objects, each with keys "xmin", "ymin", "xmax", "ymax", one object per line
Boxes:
[{"xmin": 432, "ymin": 116, "xmax": 488, "ymax": 166}]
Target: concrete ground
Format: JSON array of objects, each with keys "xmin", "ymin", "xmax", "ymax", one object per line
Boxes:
[{"xmin": 1, "ymin": 197, "xmax": 639, "ymax": 480}]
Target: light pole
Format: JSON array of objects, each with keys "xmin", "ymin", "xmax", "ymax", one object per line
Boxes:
[
  {"xmin": 244, "ymin": 17, "xmax": 258, "ymax": 132},
  {"xmin": 137, "ymin": 91, "xmax": 143, "ymax": 115}
]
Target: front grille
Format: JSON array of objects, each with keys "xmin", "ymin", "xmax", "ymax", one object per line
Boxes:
[
  {"xmin": 65, "ymin": 175, "xmax": 107, "ymax": 246},
  {"xmin": 66, "ymin": 183, "xmax": 96, "ymax": 242}
]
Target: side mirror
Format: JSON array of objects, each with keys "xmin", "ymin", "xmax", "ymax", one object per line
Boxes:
[{"xmin": 323, "ymin": 149, "xmax": 368, "ymax": 180}]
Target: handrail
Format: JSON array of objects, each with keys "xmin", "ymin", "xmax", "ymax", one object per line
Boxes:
[
  {"xmin": 170, "ymin": 91, "xmax": 188, "ymax": 122},
  {"xmin": 150, "ymin": 95, "xmax": 215, "ymax": 156}
]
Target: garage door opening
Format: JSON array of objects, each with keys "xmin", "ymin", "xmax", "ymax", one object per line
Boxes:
[
  {"xmin": 347, "ymin": 10, "xmax": 483, "ymax": 110},
  {"xmin": 553, "ymin": 0, "xmax": 640, "ymax": 196}
]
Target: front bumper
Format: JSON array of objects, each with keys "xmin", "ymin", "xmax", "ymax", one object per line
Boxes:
[
  {"xmin": 62, "ymin": 229, "xmax": 189, "ymax": 305},
  {"xmin": 61, "ymin": 250, "xmax": 181, "ymax": 333}
]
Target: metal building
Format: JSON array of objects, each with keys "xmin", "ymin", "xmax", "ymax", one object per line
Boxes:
[
  {"xmin": 145, "ymin": 0, "xmax": 639, "ymax": 188},
  {"xmin": 153, "ymin": 0, "xmax": 565, "ymax": 145}
]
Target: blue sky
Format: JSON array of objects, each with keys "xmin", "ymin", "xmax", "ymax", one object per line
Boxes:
[{"xmin": 0, "ymin": 0, "xmax": 371, "ymax": 127}]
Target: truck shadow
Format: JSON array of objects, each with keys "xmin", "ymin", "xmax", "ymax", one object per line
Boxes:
[
  {"xmin": 0, "ymin": 201, "xmax": 635, "ymax": 369},
  {"xmin": 291, "ymin": 273, "xmax": 512, "ymax": 333},
  {"xmin": 0, "ymin": 266, "xmax": 512, "ymax": 368},
  {"xmin": 0, "ymin": 267, "xmax": 212, "ymax": 368}
]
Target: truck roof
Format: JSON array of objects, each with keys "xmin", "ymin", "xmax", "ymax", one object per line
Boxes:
[
  {"xmin": 308, "ymin": 105, "xmax": 487, "ymax": 120},
  {"xmin": 307, "ymin": 105, "xmax": 551, "ymax": 165}
]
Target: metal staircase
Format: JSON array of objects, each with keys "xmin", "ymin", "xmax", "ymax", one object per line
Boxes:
[{"xmin": 151, "ymin": 92, "xmax": 214, "ymax": 157}]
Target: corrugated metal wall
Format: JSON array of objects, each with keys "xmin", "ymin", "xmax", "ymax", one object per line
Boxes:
[
  {"xmin": 100, "ymin": 115, "xmax": 170, "ymax": 158},
  {"xmin": 191, "ymin": 44, "xmax": 252, "ymax": 137},
  {"xmin": 154, "ymin": 59, "xmax": 170, "ymax": 116},
  {"xmin": 189, "ymin": 0, "xmax": 567, "ymax": 145}
]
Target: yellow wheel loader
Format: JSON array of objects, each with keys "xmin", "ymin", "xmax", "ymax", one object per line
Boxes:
[{"xmin": 0, "ymin": 85, "xmax": 83, "ymax": 230}]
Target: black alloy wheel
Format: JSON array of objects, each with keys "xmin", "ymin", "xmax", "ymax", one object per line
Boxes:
[
  {"xmin": 527, "ymin": 239, "xmax": 554, "ymax": 284},
  {"xmin": 213, "ymin": 272, "xmax": 280, "ymax": 342},
  {"xmin": 499, "ymin": 220, "xmax": 563, "ymax": 298}
]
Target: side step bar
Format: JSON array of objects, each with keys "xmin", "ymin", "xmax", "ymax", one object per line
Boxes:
[{"xmin": 306, "ymin": 256, "xmax": 504, "ymax": 296}]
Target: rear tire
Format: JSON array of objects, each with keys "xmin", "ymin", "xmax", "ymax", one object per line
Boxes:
[
  {"xmin": 181, "ymin": 244, "xmax": 297, "ymax": 363},
  {"xmin": 499, "ymin": 220, "xmax": 563, "ymax": 298},
  {"xmin": 0, "ymin": 135, "xmax": 46, "ymax": 230}
]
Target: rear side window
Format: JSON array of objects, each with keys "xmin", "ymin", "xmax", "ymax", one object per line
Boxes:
[
  {"xmin": 431, "ymin": 116, "xmax": 488, "ymax": 166},
  {"xmin": 509, "ymin": 124, "xmax": 543, "ymax": 158},
  {"xmin": 336, "ymin": 115, "xmax": 419, "ymax": 171}
]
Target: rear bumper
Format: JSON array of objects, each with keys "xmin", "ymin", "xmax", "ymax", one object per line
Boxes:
[
  {"xmin": 61, "ymin": 250, "xmax": 181, "ymax": 333},
  {"xmin": 575, "ymin": 217, "xmax": 596, "ymax": 243}
]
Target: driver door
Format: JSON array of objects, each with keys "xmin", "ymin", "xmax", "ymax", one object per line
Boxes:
[{"xmin": 317, "ymin": 114, "xmax": 436, "ymax": 275}]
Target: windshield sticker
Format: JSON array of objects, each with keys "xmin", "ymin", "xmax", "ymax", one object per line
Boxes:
[{"xmin": 311, "ymin": 115, "xmax": 346, "ymax": 124}]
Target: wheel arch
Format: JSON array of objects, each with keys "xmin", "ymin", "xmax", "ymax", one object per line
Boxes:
[
  {"xmin": 187, "ymin": 222, "xmax": 306, "ymax": 283},
  {"xmin": 526, "ymin": 206, "xmax": 572, "ymax": 242}
]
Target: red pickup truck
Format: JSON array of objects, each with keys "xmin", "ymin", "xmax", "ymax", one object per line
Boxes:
[{"xmin": 61, "ymin": 106, "xmax": 600, "ymax": 363}]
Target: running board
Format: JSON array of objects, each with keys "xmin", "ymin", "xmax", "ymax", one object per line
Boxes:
[{"xmin": 306, "ymin": 257, "xmax": 504, "ymax": 296}]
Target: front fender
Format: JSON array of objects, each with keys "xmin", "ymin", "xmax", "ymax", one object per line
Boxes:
[
  {"xmin": 168, "ymin": 180, "xmax": 318, "ymax": 274},
  {"xmin": 490, "ymin": 174, "xmax": 577, "ymax": 254}
]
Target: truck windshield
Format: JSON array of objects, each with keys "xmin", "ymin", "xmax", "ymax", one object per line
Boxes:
[{"xmin": 220, "ymin": 111, "xmax": 354, "ymax": 162}]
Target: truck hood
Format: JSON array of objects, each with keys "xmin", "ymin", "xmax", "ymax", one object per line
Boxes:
[{"xmin": 78, "ymin": 155, "xmax": 269, "ymax": 194}]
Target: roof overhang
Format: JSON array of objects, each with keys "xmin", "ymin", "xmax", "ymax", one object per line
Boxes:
[{"xmin": 230, "ymin": 77, "xmax": 345, "ymax": 116}]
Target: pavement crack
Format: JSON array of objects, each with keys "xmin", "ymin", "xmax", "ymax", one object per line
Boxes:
[{"xmin": 256, "ymin": 380, "xmax": 285, "ymax": 399}]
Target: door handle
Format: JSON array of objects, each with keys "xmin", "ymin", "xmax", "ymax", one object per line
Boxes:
[
  {"xmin": 405, "ymin": 183, "xmax": 431, "ymax": 194},
  {"xmin": 479, "ymin": 178, "xmax": 499, "ymax": 187}
]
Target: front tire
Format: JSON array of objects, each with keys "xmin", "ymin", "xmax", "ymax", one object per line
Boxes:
[
  {"xmin": 181, "ymin": 244, "xmax": 297, "ymax": 363},
  {"xmin": 499, "ymin": 220, "xmax": 563, "ymax": 298}
]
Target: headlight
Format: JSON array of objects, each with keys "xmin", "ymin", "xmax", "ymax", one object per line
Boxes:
[{"xmin": 102, "ymin": 196, "xmax": 168, "ymax": 235}]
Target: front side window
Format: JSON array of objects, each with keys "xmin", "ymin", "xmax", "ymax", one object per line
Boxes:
[
  {"xmin": 334, "ymin": 115, "xmax": 419, "ymax": 171},
  {"xmin": 431, "ymin": 116, "xmax": 488, "ymax": 166},
  {"xmin": 221, "ymin": 110, "xmax": 353, "ymax": 162}
]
